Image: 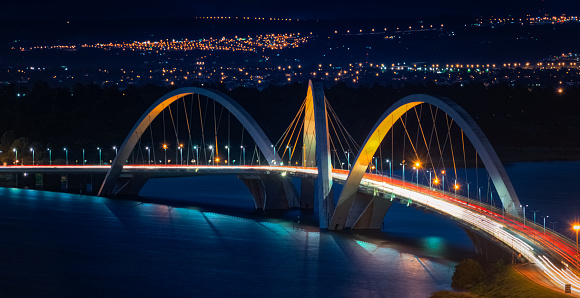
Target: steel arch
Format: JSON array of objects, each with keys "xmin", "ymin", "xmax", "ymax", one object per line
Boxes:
[
  {"xmin": 98, "ymin": 87, "xmax": 280, "ymax": 196},
  {"xmin": 330, "ymin": 94, "xmax": 522, "ymax": 229}
]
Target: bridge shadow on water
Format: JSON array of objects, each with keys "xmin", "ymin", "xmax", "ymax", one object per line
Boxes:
[
  {"xmin": 137, "ymin": 175, "xmax": 475, "ymax": 264},
  {"xmin": 0, "ymin": 177, "xmax": 476, "ymax": 297}
]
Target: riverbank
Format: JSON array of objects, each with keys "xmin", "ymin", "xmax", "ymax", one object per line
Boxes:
[{"xmin": 431, "ymin": 265, "xmax": 570, "ymax": 298}]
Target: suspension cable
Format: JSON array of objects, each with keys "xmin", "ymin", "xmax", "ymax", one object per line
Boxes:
[{"xmin": 445, "ymin": 114, "xmax": 458, "ymax": 184}]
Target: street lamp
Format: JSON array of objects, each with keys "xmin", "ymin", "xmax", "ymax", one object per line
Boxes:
[
  {"xmin": 82, "ymin": 148, "xmax": 85, "ymax": 165},
  {"xmin": 225, "ymin": 145, "xmax": 230, "ymax": 166},
  {"xmin": 240, "ymin": 145, "xmax": 245, "ymax": 166},
  {"xmin": 209, "ymin": 145, "xmax": 214, "ymax": 166},
  {"xmin": 146, "ymin": 147, "xmax": 151, "ymax": 165},
  {"xmin": 427, "ymin": 170, "xmax": 432, "ymax": 189},
  {"xmin": 345, "ymin": 150, "xmax": 350, "ymax": 170},
  {"xmin": 454, "ymin": 181, "xmax": 459, "ymax": 197},
  {"xmin": 271, "ymin": 144, "xmax": 275, "ymax": 165},
  {"xmin": 478, "ymin": 187, "xmax": 483, "ymax": 203},
  {"xmin": 573, "ymin": 225, "xmax": 580, "ymax": 255},
  {"xmin": 179, "ymin": 144, "xmax": 184, "ymax": 165},
  {"xmin": 96, "ymin": 147, "xmax": 101, "ymax": 165},
  {"xmin": 162, "ymin": 144, "xmax": 168, "ymax": 165},
  {"xmin": 47, "ymin": 148, "xmax": 52, "ymax": 165},
  {"xmin": 64, "ymin": 148, "xmax": 68, "ymax": 165},
  {"xmin": 401, "ymin": 160, "xmax": 406, "ymax": 184},
  {"xmin": 194, "ymin": 145, "xmax": 199, "ymax": 165},
  {"xmin": 29, "ymin": 148, "xmax": 34, "ymax": 165},
  {"xmin": 287, "ymin": 145, "xmax": 292, "ymax": 165},
  {"xmin": 414, "ymin": 162, "xmax": 420, "ymax": 187},
  {"xmin": 543, "ymin": 216, "xmax": 549, "ymax": 235},
  {"xmin": 520, "ymin": 204, "xmax": 528, "ymax": 226},
  {"xmin": 113, "ymin": 146, "xmax": 117, "ymax": 156},
  {"xmin": 531, "ymin": 210, "xmax": 539, "ymax": 224},
  {"xmin": 386, "ymin": 159, "xmax": 392, "ymax": 178},
  {"xmin": 467, "ymin": 182, "xmax": 471, "ymax": 199},
  {"xmin": 441, "ymin": 170, "xmax": 445, "ymax": 191},
  {"xmin": 12, "ymin": 148, "xmax": 18, "ymax": 165}
]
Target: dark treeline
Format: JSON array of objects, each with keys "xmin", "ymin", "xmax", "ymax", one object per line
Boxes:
[{"xmin": 1, "ymin": 81, "xmax": 579, "ymax": 165}]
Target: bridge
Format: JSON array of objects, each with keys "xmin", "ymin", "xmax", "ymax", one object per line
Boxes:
[{"xmin": 1, "ymin": 81, "xmax": 579, "ymax": 293}]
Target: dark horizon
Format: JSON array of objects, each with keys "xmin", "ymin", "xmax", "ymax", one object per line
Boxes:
[{"xmin": 2, "ymin": 0, "xmax": 580, "ymax": 21}]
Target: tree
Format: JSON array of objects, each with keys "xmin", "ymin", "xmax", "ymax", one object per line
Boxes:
[{"xmin": 452, "ymin": 259, "xmax": 484, "ymax": 290}]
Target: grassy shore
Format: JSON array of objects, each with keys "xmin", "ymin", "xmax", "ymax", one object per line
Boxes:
[{"xmin": 432, "ymin": 265, "xmax": 570, "ymax": 298}]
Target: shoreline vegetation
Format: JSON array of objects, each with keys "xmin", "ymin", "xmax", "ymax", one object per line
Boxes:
[{"xmin": 431, "ymin": 259, "xmax": 570, "ymax": 298}]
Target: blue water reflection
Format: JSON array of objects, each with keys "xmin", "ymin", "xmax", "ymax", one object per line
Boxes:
[{"xmin": 2, "ymin": 161, "xmax": 574, "ymax": 296}]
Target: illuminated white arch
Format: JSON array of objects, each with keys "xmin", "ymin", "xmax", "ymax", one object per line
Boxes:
[
  {"xmin": 330, "ymin": 94, "xmax": 522, "ymax": 229},
  {"xmin": 99, "ymin": 87, "xmax": 280, "ymax": 196}
]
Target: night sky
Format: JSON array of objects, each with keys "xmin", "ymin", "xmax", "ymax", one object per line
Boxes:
[{"xmin": 2, "ymin": 0, "xmax": 580, "ymax": 20}]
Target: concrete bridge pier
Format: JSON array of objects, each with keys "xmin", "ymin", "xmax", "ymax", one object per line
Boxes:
[
  {"xmin": 462, "ymin": 227, "xmax": 524, "ymax": 264},
  {"xmin": 343, "ymin": 192, "xmax": 393, "ymax": 229},
  {"xmin": 110, "ymin": 174, "xmax": 151, "ymax": 196},
  {"xmin": 299, "ymin": 177, "xmax": 315, "ymax": 209},
  {"xmin": 239, "ymin": 174, "xmax": 299, "ymax": 210}
]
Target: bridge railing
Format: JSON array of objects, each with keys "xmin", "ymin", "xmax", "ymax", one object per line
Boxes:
[{"xmin": 359, "ymin": 172, "xmax": 578, "ymax": 251}]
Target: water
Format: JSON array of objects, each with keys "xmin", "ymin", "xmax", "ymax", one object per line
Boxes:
[{"xmin": 0, "ymin": 161, "xmax": 577, "ymax": 297}]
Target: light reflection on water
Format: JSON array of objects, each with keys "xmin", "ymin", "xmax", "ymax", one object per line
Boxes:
[
  {"xmin": 1, "ymin": 162, "xmax": 576, "ymax": 296},
  {"xmin": 0, "ymin": 182, "xmax": 462, "ymax": 297}
]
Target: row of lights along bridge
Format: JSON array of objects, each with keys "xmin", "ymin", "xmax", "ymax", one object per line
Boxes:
[{"xmin": 4, "ymin": 146, "xmax": 572, "ymax": 246}]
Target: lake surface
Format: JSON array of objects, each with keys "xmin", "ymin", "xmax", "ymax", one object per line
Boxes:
[{"xmin": 0, "ymin": 161, "xmax": 578, "ymax": 297}]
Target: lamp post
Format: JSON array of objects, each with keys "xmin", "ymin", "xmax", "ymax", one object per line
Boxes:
[
  {"xmin": 346, "ymin": 150, "xmax": 350, "ymax": 170},
  {"xmin": 454, "ymin": 180, "xmax": 459, "ymax": 197},
  {"xmin": 550, "ymin": 222, "xmax": 557, "ymax": 231},
  {"xmin": 162, "ymin": 144, "xmax": 168, "ymax": 165},
  {"xmin": 146, "ymin": 147, "xmax": 151, "ymax": 165},
  {"xmin": 286, "ymin": 145, "xmax": 292, "ymax": 166},
  {"xmin": 520, "ymin": 204, "xmax": 528, "ymax": 226},
  {"xmin": 401, "ymin": 160, "xmax": 406, "ymax": 184},
  {"xmin": 179, "ymin": 144, "xmax": 184, "ymax": 165},
  {"xmin": 575, "ymin": 225, "xmax": 580, "ymax": 255},
  {"xmin": 96, "ymin": 147, "xmax": 101, "ymax": 165},
  {"xmin": 113, "ymin": 146, "xmax": 117, "ymax": 156},
  {"xmin": 271, "ymin": 144, "xmax": 275, "ymax": 165},
  {"xmin": 240, "ymin": 146, "xmax": 245, "ymax": 166},
  {"xmin": 47, "ymin": 148, "xmax": 52, "ymax": 165},
  {"xmin": 427, "ymin": 170, "xmax": 432, "ymax": 189},
  {"xmin": 415, "ymin": 162, "xmax": 420, "ymax": 187},
  {"xmin": 441, "ymin": 170, "xmax": 445, "ymax": 191},
  {"xmin": 29, "ymin": 148, "xmax": 34, "ymax": 165},
  {"xmin": 225, "ymin": 145, "xmax": 230, "ymax": 166},
  {"xmin": 467, "ymin": 182, "xmax": 471, "ymax": 199},
  {"xmin": 64, "ymin": 148, "xmax": 68, "ymax": 165},
  {"xmin": 194, "ymin": 145, "xmax": 199, "ymax": 165},
  {"xmin": 209, "ymin": 145, "xmax": 214, "ymax": 166},
  {"xmin": 543, "ymin": 216, "xmax": 549, "ymax": 235},
  {"xmin": 531, "ymin": 210, "xmax": 539, "ymax": 224},
  {"xmin": 478, "ymin": 187, "xmax": 482, "ymax": 203},
  {"xmin": 12, "ymin": 148, "xmax": 18, "ymax": 165},
  {"xmin": 386, "ymin": 159, "xmax": 391, "ymax": 178},
  {"xmin": 82, "ymin": 148, "xmax": 85, "ymax": 165}
]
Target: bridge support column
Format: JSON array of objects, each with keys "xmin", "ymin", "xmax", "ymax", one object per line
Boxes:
[
  {"xmin": 463, "ymin": 227, "xmax": 523, "ymax": 264},
  {"xmin": 343, "ymin": 192, "xmax": 393, "ymax": 229},
  {"xmin": 311, "ymin": 81, "xmax": 334, "ymax": 229},
  {"xmin": 239, "ymin": 174, "xmax": 298, "ymax": 210},
  {"xmin": 300, "ymin": 178, "xmax": 315, "ymax": 209},
  {"xmin": 111, "ymin": 174, "xmax": 151, "ymax": 196}
]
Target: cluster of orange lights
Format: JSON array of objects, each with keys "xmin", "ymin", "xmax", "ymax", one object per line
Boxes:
[{"xmin": 78, "ymin": 34, "xmax": 311, "ymax": 53}]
